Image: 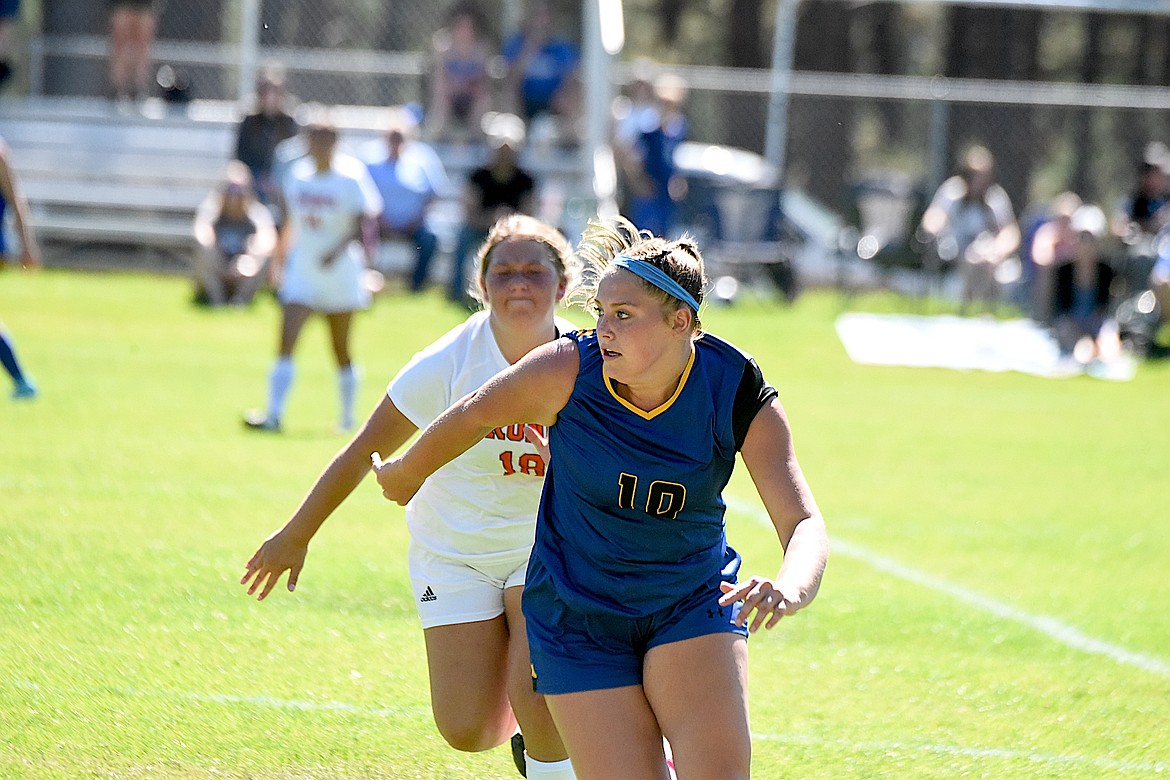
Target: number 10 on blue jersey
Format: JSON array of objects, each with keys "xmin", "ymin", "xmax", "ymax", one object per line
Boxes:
[{"xmin": 617, "ymin": 473, "xmax": 687, "ymax": 519}]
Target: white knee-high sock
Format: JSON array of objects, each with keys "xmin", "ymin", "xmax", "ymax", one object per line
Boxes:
[
  {"xmin": 525, "ymin": 754, "xmax": 577, "ymax": 779},
  {"xmin": 267, "ymin": 357, "xmax": 294, "ymax": 422},
  {"xmin": 338, "ymin": 363, "xmax": 359, "ymax": 430}
]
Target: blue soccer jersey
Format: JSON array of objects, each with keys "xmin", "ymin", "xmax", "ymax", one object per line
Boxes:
[{"xmin": 529, "ymin": 328, "xmax": 777, "ymax": 618}]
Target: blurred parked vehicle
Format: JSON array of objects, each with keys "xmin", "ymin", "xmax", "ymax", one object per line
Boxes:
[{"xmin": 672, "ymin": 141, "xmax": 846, "ymax": 302}]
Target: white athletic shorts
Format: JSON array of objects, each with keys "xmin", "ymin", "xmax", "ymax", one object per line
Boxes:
[
  {"xmin": 408, "ymin": 541, "xmax": 529, "ymax": 629},
  {"xmin": 279, "ymin": 250, "xmax": 370, "ymax": 313}
]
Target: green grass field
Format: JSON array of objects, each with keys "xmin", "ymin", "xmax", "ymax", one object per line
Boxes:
[{"xmin": 2, "ymin": 270, "xmax": 1168, "ymax": 779}]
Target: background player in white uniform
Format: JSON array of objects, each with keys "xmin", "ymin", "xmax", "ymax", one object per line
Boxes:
[
  {"xmin": 245, "ymin": 119, "xmax": 383, "ymax": 433},
  {"xmin": 241, "ymin": 215, "xmax": 580, "ymax": 779}
]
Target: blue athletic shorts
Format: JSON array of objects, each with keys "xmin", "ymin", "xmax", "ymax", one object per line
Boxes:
[
  {"xmin": 523, "ymin": 557, "xmax": 749, "ymax": 695},
  {"xmin": 0, "ymin": 0, "xmax": 19, "ymax": 21}
]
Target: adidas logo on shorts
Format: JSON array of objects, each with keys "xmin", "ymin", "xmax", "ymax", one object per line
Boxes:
[{"xmin": 419, "ymin": 586, "xmax": 437, "ymax": 603}]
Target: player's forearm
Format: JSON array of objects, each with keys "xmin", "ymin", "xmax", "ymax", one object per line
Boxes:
[
  {"xmin": 394, "ymin": 345, "xmax": 570, "ymax": 489},
  {"xmin": 397, "ymin": 393, "xmax": 495, "ymax": 487},
  {"xmin": 776, "ymin": 513, "xmax": 828, "ymax": 604},
  {"xmin": 283, "ymin": 444, "xmax": 375, "ymax": 545},
  {"xmin": 11, "ymin": 200, "xmax": 37, "ymax": 253}
]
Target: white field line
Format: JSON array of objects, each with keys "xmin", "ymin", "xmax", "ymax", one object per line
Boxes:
[
  {"xmin": 724, "ymin": 497, "xmax": 1170, "ymax": 678},
  {"xmin": 751, "ymin": 732, "xmax": 1169, "ymax": 775},
  {"xmin": 10, "ymin": 680, "xmax": 1165, "ymax": 775},
  {"xmin": 11, "ymin": 680, "xmax": 429, "ymax": 718}
]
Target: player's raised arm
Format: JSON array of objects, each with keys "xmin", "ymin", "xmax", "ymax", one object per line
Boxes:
[{"xmin": 373, "ymin": 336, "xmax": 578, "ymax": 504}]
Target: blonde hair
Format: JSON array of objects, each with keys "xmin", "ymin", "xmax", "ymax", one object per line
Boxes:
[
  {"xmin": 468, "ymin": 214, "xmax": 579, "ymax": 304},
  {"xmin": 570, "ymin": 215, "xmax": 706, "ymax": 331}
]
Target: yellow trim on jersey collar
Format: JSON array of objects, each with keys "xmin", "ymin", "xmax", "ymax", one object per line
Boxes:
[{"xmin": 602, "ymin": 346, "xmax": 696, "ymax": 420}]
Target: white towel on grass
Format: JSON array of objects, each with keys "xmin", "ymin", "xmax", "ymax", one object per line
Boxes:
[{"xmin": 835, "ymin": 313, "xmax": 1136, "ymax": 381}]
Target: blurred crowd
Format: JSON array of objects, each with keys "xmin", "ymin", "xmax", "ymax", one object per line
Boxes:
[
  {"xmin": 914, "ymin": 140, "xmax": 1170, "ymax": 371},
  {"xmin": 193, "ymin": 2, "xmax": 694, "ymax": 313},
  {"xmin": 6, "ymin": 0, "xmax": 1169, "ymax": 411}
]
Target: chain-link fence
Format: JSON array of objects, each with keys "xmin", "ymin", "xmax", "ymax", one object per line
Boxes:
[
  {"xmin": 30, "ymin": 0, "xmax": 570, "ymax": 110},
  {"xmin": 17, "ymin": 1, "xmax": 1170, "ymax": 248}
]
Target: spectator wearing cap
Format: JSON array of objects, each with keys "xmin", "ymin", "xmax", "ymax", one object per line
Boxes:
[
  {"xmin": 1053, "ymin": 204, "xmax": 1120, "ymax": 363},
  {"xmin": 365, "ymin": 112, "xmax": 452, "ymax": 294},
  {"xmin": 450, "ymin": 113, "xmax": 537, "ymax": 305}
]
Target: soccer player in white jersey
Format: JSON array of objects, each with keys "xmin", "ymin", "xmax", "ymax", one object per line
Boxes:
[
  {"xmin": 241, "ymin": 215, "xmax": 581, "ymax": 779},
  {"xmin": 244, "ymin": 118, "xmax": 383, "ymax": 433}
]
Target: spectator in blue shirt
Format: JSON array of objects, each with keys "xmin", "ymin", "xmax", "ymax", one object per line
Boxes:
[
  {"xmin": 614, "ymin": 73, "xmax": 688, "ymax": 238},
  {"xmin": 502, "ymin": 3, "xmax": 580, "ymax": 143},
  {"xmin": 366, "ymin": 114, "xmax": 452, "ymax": 293}
]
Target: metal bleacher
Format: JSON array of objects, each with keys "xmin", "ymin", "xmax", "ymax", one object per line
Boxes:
[
  {"xmin": 0, "ymin": 96, "xmax": 591, "ymax": 276},
  {"xmin": 0, "ymin": 97, "xmax": 240, "ymax": 270}
]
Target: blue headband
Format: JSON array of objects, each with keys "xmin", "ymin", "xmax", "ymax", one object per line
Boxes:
[{"xmin": 612, "ymin": 255, "xmax": 701, "ymax": 313}]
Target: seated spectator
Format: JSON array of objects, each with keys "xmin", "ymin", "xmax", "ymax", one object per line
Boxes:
[
  {"xmin": 1111, "ymin": 143, "xmax": 1170, "ymax": 300},
  {"xmin": 1111, "ymin": 142, "xmax": 1170, "ymax": 249},
  {"xmin": 1150, "ymin": 232, "xmax": 1170, "ymax": 352},
  {"xmin": 611, "ymin": 59, "xmax": 660, "ymax": 151},
  {"xmin": 1026, "ymin": 191, "xmax": 1081, "ymax": 323},
  {"xmin": 919, "ymin": 144, "xmax": 1020, "ymax": 314},
  {"xmin": 365, "ymin": 111, "xmax": 452, "ymax": 293},
  {"xmin": 1053, "ymin": 205, "xmax": 1120, "ymax": 363},
  {"xmin": 192, "ymin": 161, "xmax": 277, "ymax": 307},
  {"xmin": 425, "ymin": 5, "xmax": 492, "ymax": 143},
  {"xmin": 613, "ymin": 72, "xmax": 688, "ymax": 238},
  {"xmin": 235, "ymin": 65, "xmax": 300, "ymax": 216},
  {"xmin": 502, "ymin": 2, "xmax": 580, "ymax": 145},
  {"xmin": 452, "ymin": 113, "xmax": 537, "ymax": 304}
]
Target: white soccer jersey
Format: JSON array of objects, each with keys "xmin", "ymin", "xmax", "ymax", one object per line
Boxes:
[
  {"xmin": 388, "ymin": 310, "xmax": 575, "ymax": 563},
  {"xmin": 280, "ymin": 153, "xmax": 383, "ymax": 312}
]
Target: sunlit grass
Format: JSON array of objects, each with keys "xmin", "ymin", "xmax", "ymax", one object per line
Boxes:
[{"xmin": 2, "ymin": 270, "xmax": 1167, "ymax": 778}]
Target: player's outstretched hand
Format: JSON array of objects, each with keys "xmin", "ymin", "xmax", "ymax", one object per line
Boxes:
[
  {"xmin": 240, "ymin": 529, "xmax": 308, "ymax": 601},
  {"xmin": 718, "ymin": 576, "xmax": 805, "ymax": 633},
  {"xmin": 371, "ymin": 451, "xmax": 422, "ymax": 506}
]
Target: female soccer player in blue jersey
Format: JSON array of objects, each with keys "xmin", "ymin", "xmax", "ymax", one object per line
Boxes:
[{"xmin": 374, "ymin": 215, "xmax": 828, "ymax": 779}]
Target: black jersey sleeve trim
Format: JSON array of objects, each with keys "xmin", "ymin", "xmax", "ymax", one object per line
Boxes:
[{"xmin": 732, "ymin": 358, "xmax": 778, "ymax": 450}]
